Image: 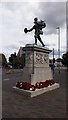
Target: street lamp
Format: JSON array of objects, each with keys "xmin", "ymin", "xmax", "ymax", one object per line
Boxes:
[
  {"xmin": 56, "ymin": 27, "xmax": 60, "ymax": 73},
  {"xmin": 53, "ymin": 48, "xmax": 55, "ymax": 74}
]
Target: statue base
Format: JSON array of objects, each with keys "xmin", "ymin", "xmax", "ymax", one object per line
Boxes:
[
  {"xmin": 13, "ymin": 83, "xmax": 60, "ymax": 97},
  {"xmin": 21, "ymin": 44, "xmax": 53, "ymax": 85},
  {"xmin": 13, "ymin": 44, "xmax": 60, "ymax": 97}
]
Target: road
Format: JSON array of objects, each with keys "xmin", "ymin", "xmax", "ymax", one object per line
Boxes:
[{"xmin": 2, "ymin": 67, "xmax": 67, "ymax": 119}]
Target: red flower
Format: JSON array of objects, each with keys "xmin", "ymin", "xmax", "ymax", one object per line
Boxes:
[
  {"xmin": 50, "ymin": 80, "xmax": 55, "ymax": 85},
  {"xmin": 48, "ymin": 80, "xmax": 52, "ymax": 85},
  {"xmin": 44, "ymin": 80, "xmax": 49, "ymax": 87},
  {"xmin": 19, "ymin": 82, "xmax": 24, "ymax": 89},
  {"xmin": 24, "ymin": 83, "xmax": 32, "ymax": 90},
  {"xmin": 35, "ymin": 82, "xmax": 40, "ymax": 89},
  {"xmin": 30, "ymin": 85, "xmax": 36, "ymax": 91},
  {"xmin": 17, "ymin": 82, "xmax": 34, "ymax": 90},
  {"xmin": 15, "ymin": 80, "xmax": 55, "ymax": 91},
  {"xmin": 16, "ymin": 81, "xmax": 21, "ymax": 88},
  {"xmin": 35, "ymin": 82, "xmax": 45, "ymax": 89},
  {"xmin": 39, "ymin": 82, "xmax": 45, "ymax": 88}
]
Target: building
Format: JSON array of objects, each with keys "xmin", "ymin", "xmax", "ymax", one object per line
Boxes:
[{"xmin": 17, "ymin": 47, "xmax": 23, "ymax": 57}]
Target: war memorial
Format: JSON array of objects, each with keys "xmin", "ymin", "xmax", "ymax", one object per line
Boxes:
[{"xmin": 13, "ymin": 17, "xmax": 60, "ymax": 97}]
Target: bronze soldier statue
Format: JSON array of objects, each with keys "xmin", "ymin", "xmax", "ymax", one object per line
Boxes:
[{"xmin": 24, "ymin": 17, "xmax": 46, "ymax": 47}]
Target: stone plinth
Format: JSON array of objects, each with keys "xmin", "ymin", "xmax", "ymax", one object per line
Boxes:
[
  {"xmin": 22, "ymin": 44, "xmax": 53, "ymax": 85},
  {"xmin": 13, "ymin": 83, "xmax": 60, "ymax": 98},
  {"xmin": 13, "ymin": 44, "xmax": 60, "ymax": 97}
]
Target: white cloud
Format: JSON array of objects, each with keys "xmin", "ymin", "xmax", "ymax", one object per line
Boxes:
[{"xmin": 1, "ymin": 0, "xmax": 67, "ymax": 2}]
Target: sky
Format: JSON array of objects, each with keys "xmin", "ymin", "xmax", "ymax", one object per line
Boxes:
[{"xmin": 0, "ymin": 1, "xmax": 67, "ymax": 61}]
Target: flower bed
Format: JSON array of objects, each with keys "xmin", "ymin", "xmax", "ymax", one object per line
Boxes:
[{"xmin": 16, "ymin": 80, "xmax": 55, "ymax": 91}]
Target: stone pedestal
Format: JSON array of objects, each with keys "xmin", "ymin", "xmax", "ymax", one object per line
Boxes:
[
  {"xmin": 22, "ymin": 44, "xmax": 53, "ymax": 85},
  {"xmin": 13, "ymin": 44, "xmax": 60, "ymax": 97},
  {"xmin": 13, "ymin": 83, "xmax": 60, "ymax": 98}
]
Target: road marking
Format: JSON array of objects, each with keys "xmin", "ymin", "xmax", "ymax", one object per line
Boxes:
[{"xmin": 3, "ymin": 78, "xmax": 10, "ymax": 81}]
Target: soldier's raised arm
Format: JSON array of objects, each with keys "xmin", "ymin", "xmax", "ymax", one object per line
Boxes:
[{"xmin": 28, "ymin": 26, "xmax": 35, "ymax": 32}]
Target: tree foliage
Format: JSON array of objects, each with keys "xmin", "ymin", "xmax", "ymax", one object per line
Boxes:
[
  {"xmin": 56, "ymin": 58, "xmax": 62, "ymax": 62},
  {"xmin": 0, "ymin": 54, "xmax": 7, "ymax": 66},
  {"xmin": 62, "ymin": 52, "xmax": 68, "ymax": 67},
  {"xmin": 9, "ymin": 52, "xmax": 25, "ymax": 69}
]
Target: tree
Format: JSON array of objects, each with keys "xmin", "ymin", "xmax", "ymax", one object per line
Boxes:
[
  {"xmin": 62, "ymin": 52, "xmax": 68, "ymax": 67},
  {"xmin": 9, "ymin": 52, "xmax": 25, "ymax": 69},
  {"xmin": 9, "ymin": 52, "xmax": 16, "ymax": 64},
  {"xmin": 9, "ymin": 52, "xmax": 19, "ymax": 68},
  {"xmin": 57, "ymin": 58, "xmax": 62, "ymax": 62},
  {"xmin": 0, "ymin": 54, "xmax": 7, "ymax": 67},
  {"xmin": 17, "ymin": 53, "xmax": 25, "ymax": 68}
]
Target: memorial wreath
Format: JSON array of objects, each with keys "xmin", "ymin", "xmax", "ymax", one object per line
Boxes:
[{"xmin": 16, "ymin": 80, "xmax": 55, "ymax": 91}]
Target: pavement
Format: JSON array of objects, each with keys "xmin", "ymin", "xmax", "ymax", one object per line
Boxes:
[
  {"xmin": 2, "ymin": 67, "xmax": 67, "ymax": 119},
  {"xmin": 0, "ymin": 68, "xmax": 2, "ymax": 120}
]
